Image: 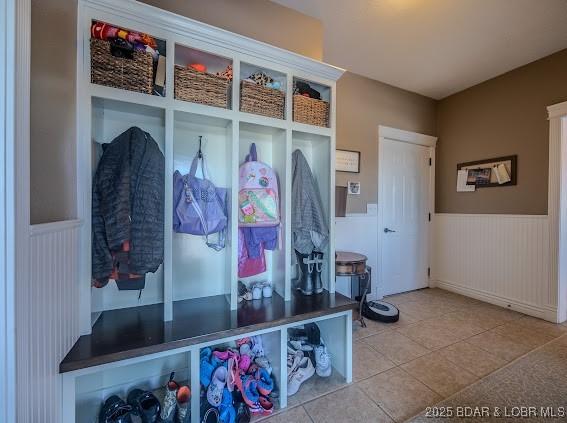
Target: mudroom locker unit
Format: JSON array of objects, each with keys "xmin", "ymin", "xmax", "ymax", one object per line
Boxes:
[{"xmin": 60, "ymin": 1, "xmax": 355, "ymax": 421}]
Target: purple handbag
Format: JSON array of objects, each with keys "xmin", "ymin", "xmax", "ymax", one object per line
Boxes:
[{"xmin": 173, "ymin": 153, "xmax": 228, "ymax": 251}]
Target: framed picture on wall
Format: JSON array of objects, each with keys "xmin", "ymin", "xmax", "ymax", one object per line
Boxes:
[
  {"xmin": 347, "ymin": 181, "xmax": 361, "ymax": 195},
  {"xmin": 336, "ymin": 149, "xmax": 360, "ymax": 173}
]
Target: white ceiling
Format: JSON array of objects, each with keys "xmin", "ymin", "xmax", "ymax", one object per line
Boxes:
[{"xmin": 272, "ymin": 0, "xmax": 567, "ymax": 99}]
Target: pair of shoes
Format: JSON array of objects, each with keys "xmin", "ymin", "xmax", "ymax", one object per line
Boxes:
[
  {"xmin": 288, "ymin": 334, "xmax": 332, "ymax": 379},
  {"xmin": 286, "ymin": 347, "xmax": 315, "ymax": 396},
  {"xmin": 99, "ymin": 389, "xmax": 161, "ymax": 423},
  {"xmin": 160, "ymin": 372, "xmax": 191, "ymax": 423},
  {"xmin": 237, "ymin": 281, "xmax": 253, "ymax": 303},
  {"xmin": 249, "ymin": 281, "xmax": 272, "ymax": 299}
]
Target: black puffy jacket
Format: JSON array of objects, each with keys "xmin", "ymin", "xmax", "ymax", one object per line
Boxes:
[{"xmin": 92, "ymin": 126, "xmax": 165, "ymax": 285}]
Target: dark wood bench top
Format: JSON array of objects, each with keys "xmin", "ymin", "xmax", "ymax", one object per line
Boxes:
[{"xmin": 60, "ymin": 290, "xmax": 356, "ymax": 373}]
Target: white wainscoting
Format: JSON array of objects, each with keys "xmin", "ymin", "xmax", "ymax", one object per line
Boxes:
[
  {"xmin": 18, "ymin": 220, "xmax": 81, "ymax": 422},
  {"xmin": 335, "ymin": 215, "xmax": 378, "ymax": 300},
  {"xmin": 433, "ymin": 213, "xmax": 557, "ymax": 321}
]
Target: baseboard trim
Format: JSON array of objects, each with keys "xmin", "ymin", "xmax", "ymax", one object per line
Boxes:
[{"xmin": 434, "ymin": 280, "xmax": 558, "ymax": 322}]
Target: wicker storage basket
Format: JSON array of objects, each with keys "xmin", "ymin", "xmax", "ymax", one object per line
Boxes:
[
  {"xmin": 293, "ymin": 94, "xmax": 330, "ymax": 127},
  {"xmin": 240, "ymin": 80, "xmax": 285, "ymax": 119},
  {"xmin": 174, "ymin": 65, "xmax": 231, "ymax": 108},
  {"xmin": 90, "ymin": 38, "xmax": 154, "ymax": 94}
]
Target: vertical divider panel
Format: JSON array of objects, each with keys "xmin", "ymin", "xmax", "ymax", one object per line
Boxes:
[
  {"xmin": 61, "ymin": 374, "xmax": 76, "ymax": 423},
  {"xmin": 271, "ymin": 129, "xmax": 288, "ymax": 300},
  {"xmin": 164, "ymin": 107, "xmax": 174, "ymax": 321},
  {"xmin": 284, "ymin": 129, "xmax": 293, "ymax": 301},
  {"xmin": 190, "ymin": 348, "xmax": 200, "ymax": 423},
  {"xmin": 328, "ymin": 82, "xmax": 337, "ymax": 293},
  {"xmin": 163, "ymin": 39, "xmax": 176, "ymax": 320},
  {"xmin": 345, "ymin": 311, "xmax": 353, "ymax": 383},
  {"xmin": 78, "ymin": 5, "xmax": 93, "ymax": 334},
  {"xmin": 317, "ymin": 314, "xmax": 348, "ymax": 380},
  {"xmin": 230, "ymin": 119, "xmax": 240, "ymax": 310},
  {"xmin": 279, "ymin": 328, "xmax": 288, "ymax": 409},
  {"xmin": 229, "ymin": 58, "xmax": 241, "ymax": 310}
]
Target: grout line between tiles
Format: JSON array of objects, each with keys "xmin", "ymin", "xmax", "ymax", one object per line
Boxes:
[{"xmin": 355, "ymin": 381, "xmax": 398, "ymax": 423}]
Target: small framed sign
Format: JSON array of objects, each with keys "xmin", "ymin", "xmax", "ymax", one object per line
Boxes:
[
  {"xmin": 336, "ymin": 149, "xmax": 360, "ymax": 173},
  {"xmin": 347, "ymin": 181, "xmax": 361, "ymax": 195}
]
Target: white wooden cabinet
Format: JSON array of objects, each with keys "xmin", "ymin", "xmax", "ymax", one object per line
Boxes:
[{"xmin": 64, "ymin": 1, "xmax": 351, "ymax": 421}]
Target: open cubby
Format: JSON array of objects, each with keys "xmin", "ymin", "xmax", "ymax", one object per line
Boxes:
[
  {"xmin": 75, "ymin": 351, "xmax": 190, "ymax": 422},
  {"xmin": 286, "ymin": 315, "xmax": 348, "ymax": 407},
  {"xmin": 90, "ymin": 97, "xmax": 166, "ymax": 315},
  {"xmin": 291, "ymin": 131, "xmax": 332, "ymax": 291},
  {"xmin": 238, "ymin": 122, "xmax": 287, "ymax": 298},
  {"xmin": 173, "ymin": 112, "xmax": 233, "ymax": 301},
  {"xmin": 199, "ymin": 331, "xmax": 282, "ymax": 420}
]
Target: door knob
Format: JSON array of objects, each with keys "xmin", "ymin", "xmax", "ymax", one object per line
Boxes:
[{"xmin": 384, "ymin": 228, "xmax": 396, "ymax": 233}]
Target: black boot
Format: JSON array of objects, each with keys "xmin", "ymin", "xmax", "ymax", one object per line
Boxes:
[
  {"xmin": 312, "ymin": 252, "xmax": 324, "ymax": 294},
  {"xmin": 295, "ymin": 249, "xmax": 315, "ymax": 295}
]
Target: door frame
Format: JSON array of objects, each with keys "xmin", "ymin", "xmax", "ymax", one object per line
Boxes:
[{"xmin": 377, "ymin": 125, "xmax": 437, "ymax": 298}]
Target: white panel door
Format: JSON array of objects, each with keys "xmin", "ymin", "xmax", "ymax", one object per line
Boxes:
[{"xmin": 380, "ymin": 138, "xmax": 430, "ymax": 295}]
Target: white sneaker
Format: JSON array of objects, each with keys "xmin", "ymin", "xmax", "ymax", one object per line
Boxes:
[
  {"xmin": 314, "ymin": 343, "xmax": 332, "ymax": 377},
  {"xmin": 287, "ymin": 357, "xmax": 315, "ymax": 396}
]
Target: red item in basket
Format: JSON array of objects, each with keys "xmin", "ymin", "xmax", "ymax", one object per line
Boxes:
[{"xmin": 91, "ymin": 21, "xmax": 119, "ymax": 40}]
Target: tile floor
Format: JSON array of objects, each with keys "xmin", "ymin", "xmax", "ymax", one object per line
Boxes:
[{"xmin": 265, "ymin": 288, "xmax": 567, "ymax": 422}]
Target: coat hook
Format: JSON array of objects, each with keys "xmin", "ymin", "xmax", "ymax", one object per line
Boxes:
[{"xmin": 198, "ymin": 135, "xmax": 203, "ymax": 158}]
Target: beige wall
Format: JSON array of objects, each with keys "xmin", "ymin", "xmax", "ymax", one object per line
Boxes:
[
  {"xmin": 139, "ymin": 0, "xmax": 323, "ymax": 60},
  {"xmin": 30, "ymin": 0, "xmax": 77, "ymax": 223},
  {"xmin": 336, "ymin": 72, "xmax": 437, "ymax": 213},
  {"xmin": 436, "ymin": 48, "xmax": 567, "ymax": 215}
]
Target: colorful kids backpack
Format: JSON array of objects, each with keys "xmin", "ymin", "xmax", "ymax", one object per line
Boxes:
[{"xmin": 238, "ymin": 143, "xmax": 280, "ymax": 226}]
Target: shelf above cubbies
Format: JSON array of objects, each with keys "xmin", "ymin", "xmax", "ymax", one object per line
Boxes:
[
  {"xmin": 89, "ymin": 83, "xmax": 167, "ymax": 109},
  {"xmin": 60, "ymin": 291, "xmax": 355, "ymax": 373}
]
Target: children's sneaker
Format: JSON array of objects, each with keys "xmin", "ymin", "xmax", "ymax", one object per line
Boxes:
[
  {"xmin": 262, "ymin": 282, "xmax": 272, "ymax": 298},
  {"xmin": 159, "ymin": 373, "xmax": 180, "ymax": 423},
  {"xmin": 207, "ymin": 366, "xmax": 228, "ymax": 407},
  {"xmin": 313, "ymin": 342, "xmax": 332, "ymax": 377},
  {"xmin": 250, "ymin": 335, "xmax": 264, "ymax": 357},
  {"xmin": 254, "ymin": 356, "xmax": 272, "ymax": 375},
  {"xmin": 176, "ymin": 386, "xmax": 191, "ymax": 423},
  {"xmin": 286, "ymin": 348, "xmax": 304, "ymax": 376},
  {"xmin": 287, "ymin": 357, "xmax": 315, "ymax": 396},
  {"xmin": 251, "ymin": 285, "xmax": 262, "ymax": 300},
  {"xmin": 98, "ymin": 395, "xmax": 133, "ymax": 423},
  {"xmin": 238, "ymin": 281, "xmax": 253, "ymax": 302},
  {"xmin": 126, "ymin": 389, "xmax": 160, "ymax": 423}
]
